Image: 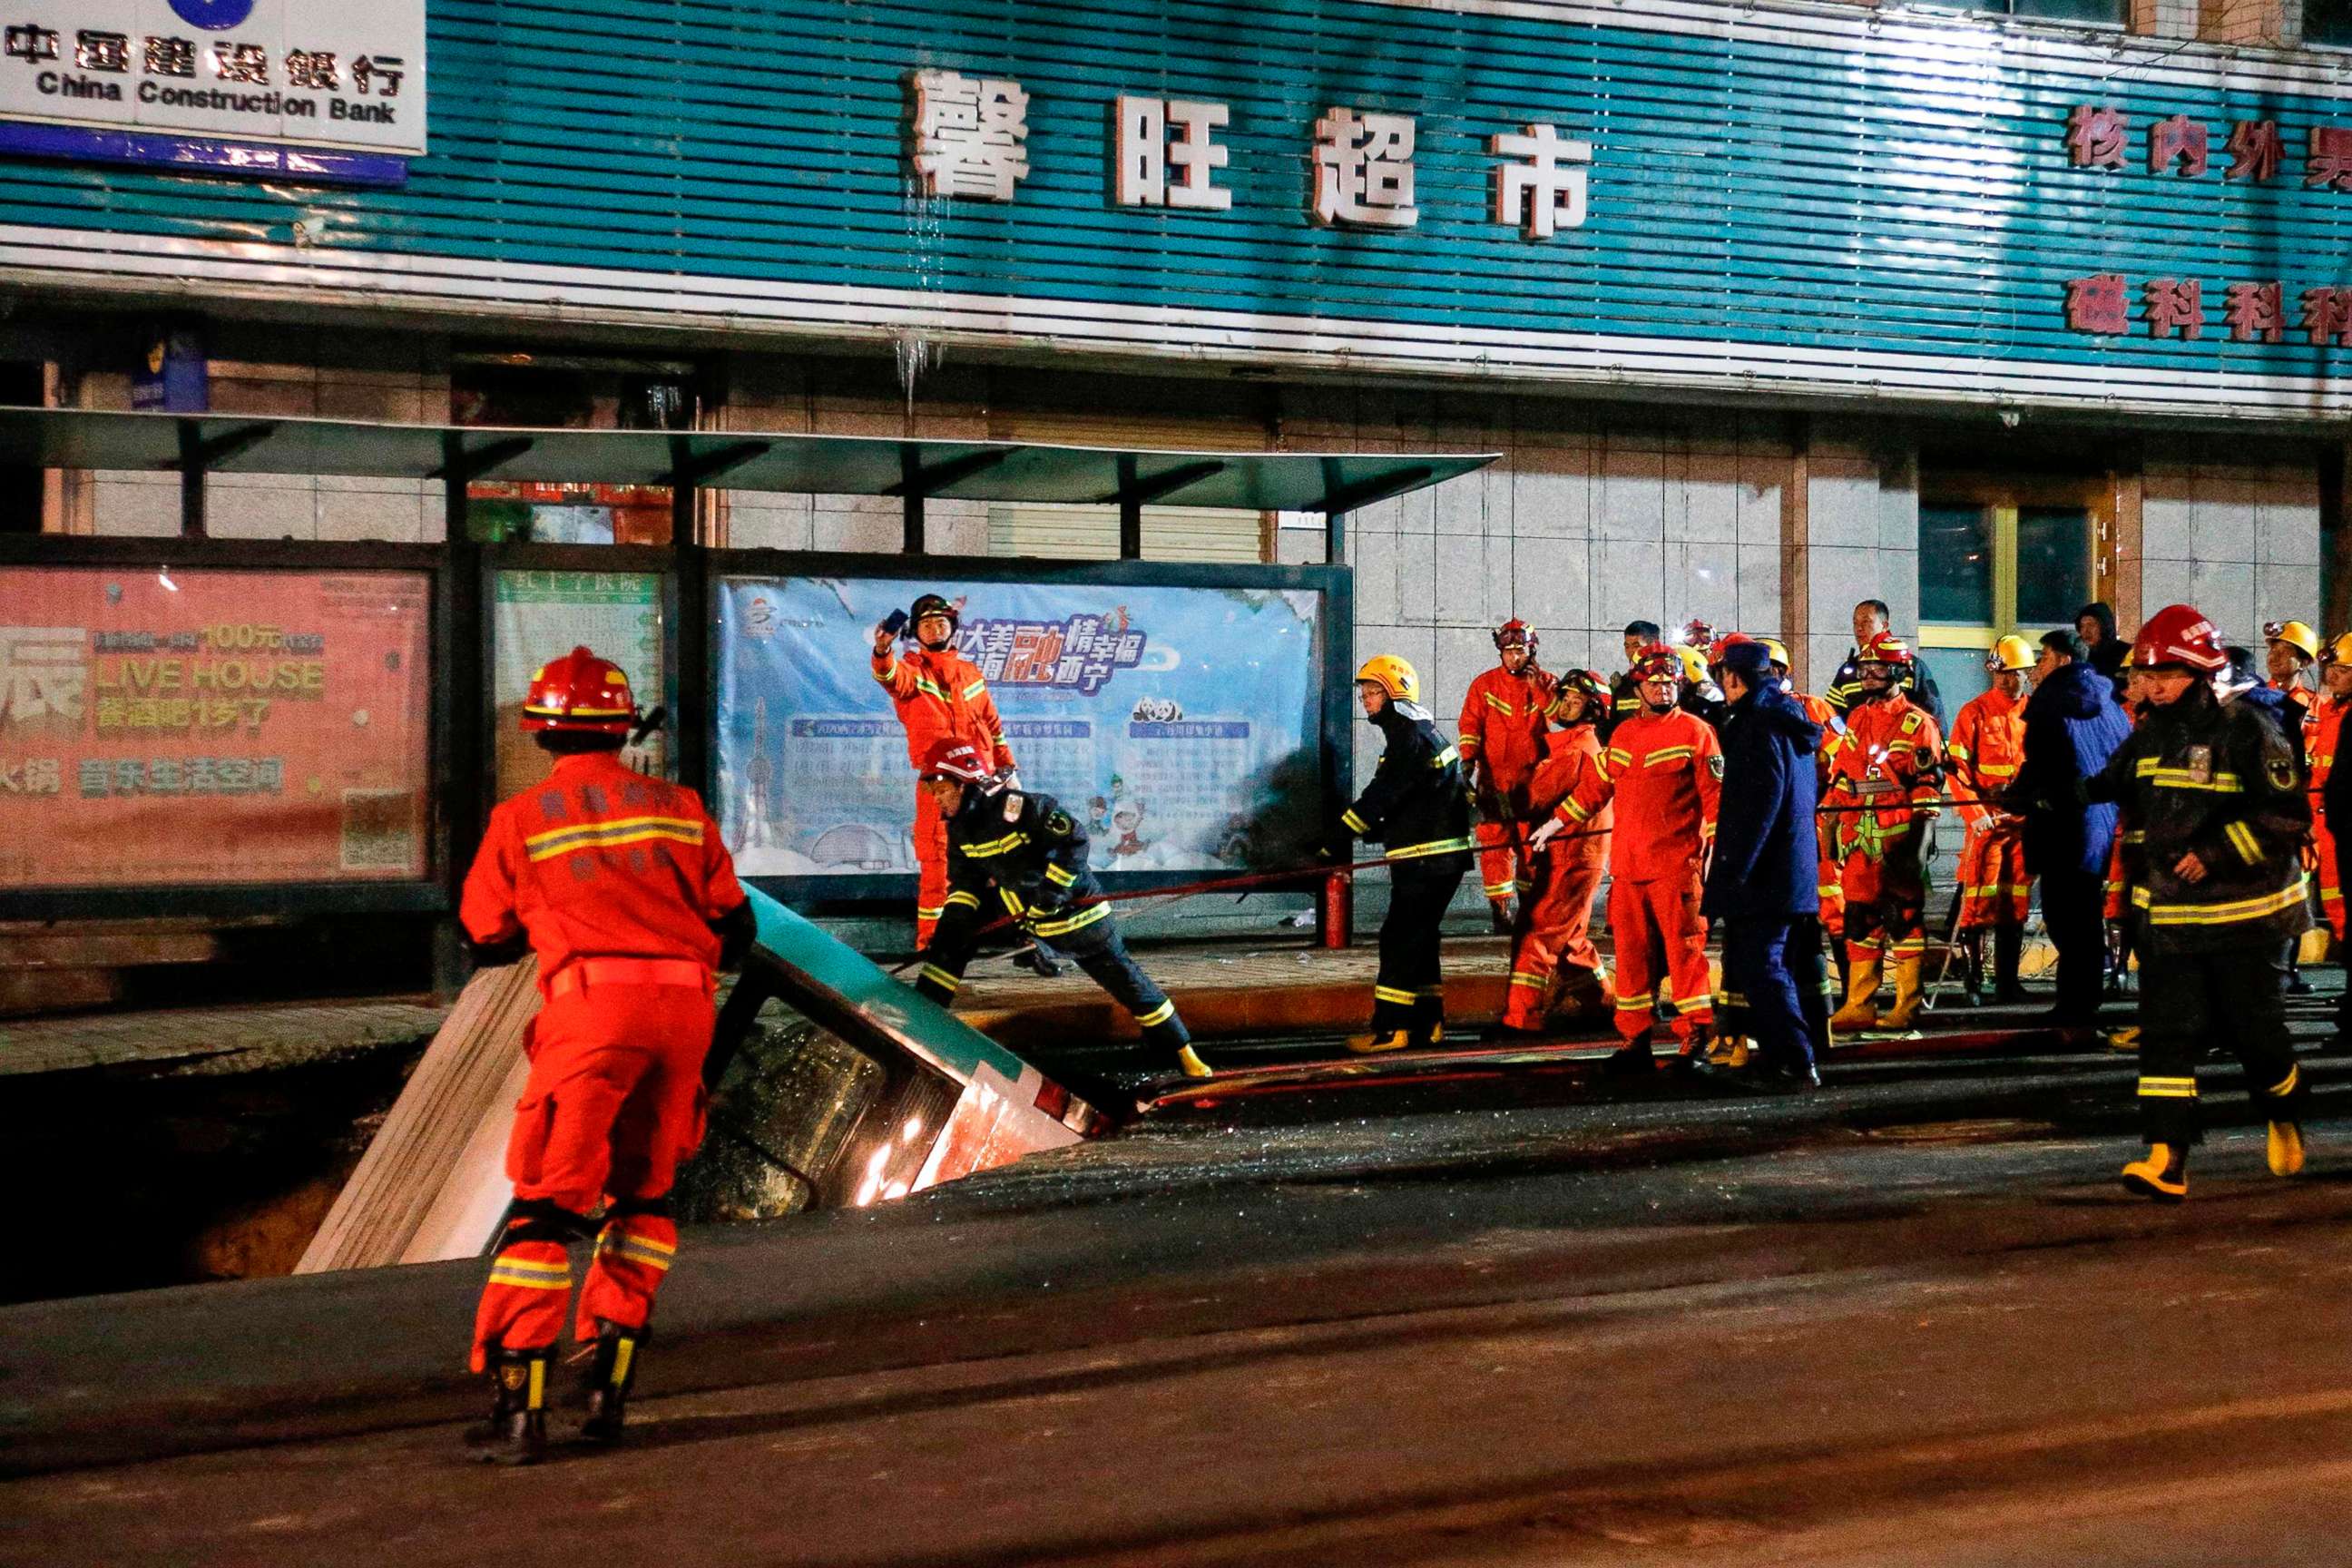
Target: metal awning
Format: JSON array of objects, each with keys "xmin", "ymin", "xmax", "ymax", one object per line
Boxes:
[{"xmin": 0, "ymin": 407, "xmax": 1493, "ymax": 514}]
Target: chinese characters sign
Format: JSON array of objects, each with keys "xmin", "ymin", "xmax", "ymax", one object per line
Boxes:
[
  {"xmin": 0, "ymin": 566, "xmax": 431, "ymax": 888},
  {"xmin": 714, "ymin": 575, "xmax": 1325, "ymax": 880},
  {"xmin": 908, "ymin": 67, "xmax": 1587, "ymax": 240},
  {"xmin": 0, "ymin": 0, "xmax": 425, "ymax": 156}
]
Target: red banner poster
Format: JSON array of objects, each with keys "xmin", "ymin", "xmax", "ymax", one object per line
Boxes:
[{"xmin": 0, "ymin": 566, "xmax": 433, "ymax": 889}]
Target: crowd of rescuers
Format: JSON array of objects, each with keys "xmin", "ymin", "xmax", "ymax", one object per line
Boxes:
[{"xmin": 443, "ymin": 593, "xmax": 2343, "ymax": 1460}]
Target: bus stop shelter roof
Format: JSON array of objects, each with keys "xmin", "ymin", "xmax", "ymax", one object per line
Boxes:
[{"xmin": 0, "ymin": 407, "xmax": 1493, "ymax": 514}]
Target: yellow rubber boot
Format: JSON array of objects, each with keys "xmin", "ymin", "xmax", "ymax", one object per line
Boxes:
[
  {"xmin": 1347, "ymin": 1030, "xmax": 1413, "ymax": 1055},
  {"xmin": 1880, "ymin": 951, "xmax": 1927, "ymax": 1031},
  {"xmin": 2269, "ymin": 1121, "xmax": 2307, "ymax": 1177},
  {"xmin": 2121, "ymin": 1143, "xmax": 2188, "ymax": 1201},
  {"xmin": 1829, "ymin": 953, "xmax": 1883, "ymax": 1032},
  {"xmin": 1176, "ymin": 1045, "xmax": 1214, "ymax": 1080}
]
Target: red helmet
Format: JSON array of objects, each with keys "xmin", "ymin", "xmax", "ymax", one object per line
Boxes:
[
  {"xmin": 917, "ymin": 736, "xmax": 997, "ymax": 784},
  {"xmin": 1708, "ymin": 631, "xmax": 1755, "ymax": 666},
  {"xmin": 522, "ymin": 646, "xmax": 637, "ymax": 734},
  {"xmin": 1631, "ymin": 641, "xmax": 1681, "ymax": 683},
  {"xmin": 1681, "ymin": 620, "xmax": 1720, "ymax": 652},
  {"xmin": 1857, "ymin": 631, "xmax": 1913, "ymax": 668},
  {"xmin": 1494, "ymin": 618, "xmax": 1538, "ymax": 654},
  {"xmin": 2132, "ymin": 603, "xmax": 2228, "ymax": 671}
]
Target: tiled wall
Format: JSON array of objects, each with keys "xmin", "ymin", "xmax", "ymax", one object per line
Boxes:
[
  {"xmin": 69, "ymin": 326, "xmax": 450, "ymax": 543},
  {"xmin": 2139, "ymin": 453, "xmax": 2323, "ymax": 642}
]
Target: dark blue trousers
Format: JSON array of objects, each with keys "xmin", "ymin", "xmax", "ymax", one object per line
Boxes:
[{"xmin": 1722, "ymin": 917, "xmax": 1813, "ymax": 1073}]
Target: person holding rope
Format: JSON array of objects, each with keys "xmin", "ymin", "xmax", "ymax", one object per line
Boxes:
[
  {"xmin": 1945, "ymin": 634, "xmax": 2035, "ymax": 1007},
  {"xmin": 1458, "ymin": 618, "xmax": 1555, "ymax": 934},
  {"xmin": 1324, "ymin": 654, "xmax": 1476, "ymax": 1054},
  {"xmin": 1498, "ymin": 668, "xmax": 1612, "ymax": 1035},
  {"xmin": 1825, "ymin": 632, "xmax": 1945, "ymax": 1033},
  {"xmin": 906, "ymin": 736, "xmax": 1210, "ymax": 1082}
]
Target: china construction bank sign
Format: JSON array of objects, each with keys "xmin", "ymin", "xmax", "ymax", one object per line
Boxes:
[{"xmin": 0, "ymin": 0, "xmax": 424, "ymax": 179}]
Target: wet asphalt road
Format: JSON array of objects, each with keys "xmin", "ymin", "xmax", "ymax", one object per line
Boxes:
[{"xmin": 7, "ymin": 998, "xmax": 2352, "ymax": 1566}]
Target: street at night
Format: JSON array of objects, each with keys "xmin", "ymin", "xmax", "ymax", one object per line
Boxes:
[{"xmin": 10, "ymin": 1024, "xmax": 2352, "ymax": 1565}]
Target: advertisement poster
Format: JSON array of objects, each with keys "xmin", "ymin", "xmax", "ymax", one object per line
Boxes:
[
  {"xmin": 0, "ymin": 565, "xmax": 430, "ymax": 888},
  {"xmin": 491, "ymin": 570, "xmax": 669, "ymax": 799},
  {"xmin": 714, "ymin": 576, "xmax": 1326, "ymax": 880}
]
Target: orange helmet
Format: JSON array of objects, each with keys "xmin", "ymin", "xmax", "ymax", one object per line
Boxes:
[
  {"xmin": 2132, "ymin": 603, "xmax": 2228, "ymax": 672},
  {"xmin": 1857, "ymin": 631, "xmax": 1913, "ymax": 668},
  {"xmin": 522, "ymin": 646, "xmax": 637, "ymax": 734},
  {"xmin": 917, "ymin": 737, "xmax": 998, "ymax": 784},
  {"xmin": 1631, "ymin": 642, "xmax": 1681, "ymax": 683}
]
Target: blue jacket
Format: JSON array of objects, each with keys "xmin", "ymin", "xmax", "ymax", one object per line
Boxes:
[
  {"xmin": 1702, "ymin": 682, "xmax": 1822, "ymax": 921},
  {"xmin": 2015, "ymin": 659, "xmax": 2132, "ymax": 877}
]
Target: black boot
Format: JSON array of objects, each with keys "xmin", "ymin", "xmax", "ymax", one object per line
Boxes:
[
  {"xmin": 1993, "ymin": 926, "xmax": 2028, "ymax": 1004},
  {"xmin": 578, "ymin": 1320, "xmax": 642, "ymax": 1446},
  {"xmin": 466, "ymin": 1347, "xmax": 551, "ymax": 1465},
  {"xmin": 1958, "ymin": 932, "xmax": 1985, "ymax": 1008},
  {"xmin": 1602, "ymin": 1033, "xmax": 1655, "ymax": 1077}
]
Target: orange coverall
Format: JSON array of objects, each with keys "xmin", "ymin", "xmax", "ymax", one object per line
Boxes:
[
  {"xmin": 2308, "ymin": 698, "xmax": 2346, "ymax": 939},
  {"xmin": 460, "ymin": 753, "xmax": 748, "ymax": 1371},
  {"xmin": 1458, "ymin": 663, "xmax": 1556, "ymax": 904},
  {"xmin": 1946, "ymin": 687, "xmax": 2030, "ymax": 930},
  {"xmin": 1504, "ymin": 723, "xmax": 1611, "ymax": 1029},
  {"xmin": 873, "ymin": 642, "xmax": 1016, "ymax": 943},
  {"xmin": 1823, "ymin": 693, "xmax": 1945, "ymax": 968},
  {"xmin": 1558, "ymin": 708, "xmax": 1722, "ymax": 1046}
]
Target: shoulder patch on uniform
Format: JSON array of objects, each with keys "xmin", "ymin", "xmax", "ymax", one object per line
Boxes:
[
  {"xmin": 1044, "ymin": 808, "xmax": 1073, "ymax": 836},
  {"xmin": 1003, "ymin": 792, "xmax": 1025, "ymax": 823},
  {"xmin": 2269, "ymin": 755, "xmax": 2300, "ymax": 791},
  {"xmin": 1902, "ymin": 712, "xmax": 1923, "ymax": 733},
  {"xmin": 1708, "ymin": 754, "xmax": 1726, "ymax": 780}
]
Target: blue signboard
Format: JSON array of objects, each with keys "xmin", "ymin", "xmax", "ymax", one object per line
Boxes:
[
  {"xmin": 0, "ymin": 0, "xmax": 2346, "ymax": 411},
  {"xmin": 714, "ymin": 575, "xmax": 1327, "ymax": 880}
]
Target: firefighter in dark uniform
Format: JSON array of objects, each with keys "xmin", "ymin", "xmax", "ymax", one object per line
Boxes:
[
  {"xmin": 1326, "ymin": 654, "xmax": 1476, "ymax": 1053},
  {"xmin": 909, "ymin": 737, "xmax": 1210, "ymax": 1081},
  {"xmin": 2073, "ymin": 603, "xmax": 2314, "ymax": 1200}
]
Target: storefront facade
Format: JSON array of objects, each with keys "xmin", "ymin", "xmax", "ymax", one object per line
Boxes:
[{"xmin": 0, "ymin": 0, "xmax": 2344, "ymax": 744}]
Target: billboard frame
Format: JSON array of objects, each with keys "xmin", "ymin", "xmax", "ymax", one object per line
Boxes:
[
  {"xmin": 702, "ymin": 548, "xmax": 1354, "ymax": 916},
  {"xmin": 0, "ymin": 534, "xmax": 452, "ymax": 920}
]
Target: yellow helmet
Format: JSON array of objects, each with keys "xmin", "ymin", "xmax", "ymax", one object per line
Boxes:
[
  {"xmin": 2267, "ymin": 620, "xmax": 2320, "ymax": 661},
  {"xmin": 1355, "ymin": 653, "xmax": 1420, "ymax": 703},
  {"xmin": 2329, "ymin": 633, "xmax": 2352, "ymax": 665},
  {"xmin": 1988, "ymin": 633, "xmax": 2034, "ymax": 672},
  {"xmin": 1673, "ymin": 644, "xmax": 1710, "ymax": 684},
  {"xmin": 1759, "ymin": 638, "xmax": 1790, "ymax": 670}
]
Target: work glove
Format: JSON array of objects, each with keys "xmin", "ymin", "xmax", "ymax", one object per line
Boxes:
[{"xmin": 1526, "ymin": 816, "xmax": 1565, "ymax": 852}]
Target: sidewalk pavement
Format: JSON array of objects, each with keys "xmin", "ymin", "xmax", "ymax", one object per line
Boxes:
[{"xmin": 0, "ymin": 997, "xmax": 446, "ymax": 1078}]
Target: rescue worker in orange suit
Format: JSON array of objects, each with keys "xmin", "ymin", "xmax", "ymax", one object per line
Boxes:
[
  {"xmin": 906, "ymin": 738, "xmax": 1210, "ymax": 1083},
  {"xmin": 1946, "ymin": 634, "xmax": 2034, "ymax": 1006},
  {"xmin": 1605, "ymin": 620, "xmax": 1662, "ymax": 740},
  {"xmin": 871, "ymin": 593, "xmax": 1020, "ymax": 952},
  {"xmin": 1458, "ymin": 619, "xmax": 1556, "ymax": 934},
  {"xmin": 1825, "ymin": 632, "xmax": 1945, "ymax": 1032},
  {"xmin": 2067, "ymin": 603, "xmax": 2313, "ymax": 1200},
  {"xmin": 2307, "ymin": 635, "xmax": 2352, "ymax": 950},
  {"xmin": 2265, "ymin": 619, "xmax": 2319, "ymax": 740},
  {"xmin": 1325, "ymin": 655, "xmax": 1476, "ymax": 1053},
  {"xmin": 1499, "ymin": 669, "xmax": 1612, "ymax": 1034},
  {"xmin": 459, "ymin": 647, "xmax": 753, "ymax": 1465},
  {"xmin": 1534, "ymin": 642, "xmax": 1721, "ymax": 1073}
]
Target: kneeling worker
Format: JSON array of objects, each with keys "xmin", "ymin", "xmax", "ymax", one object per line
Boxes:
[
  {"xmin": 460, "ymin": 647, "xmax": 754, "ymax": 1464},
  {"xmin": 909, "ymin": 737, "xmax": 1209, "ymax": 1081},
  {"xmin": 1327, "ymin": 655, "xmax": 1476, "ymax": 1052}
]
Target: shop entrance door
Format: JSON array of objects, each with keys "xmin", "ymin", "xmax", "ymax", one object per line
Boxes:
[{"xmin": 1917, "ymin": 473, "xmax": 2113, "ymax": 711}]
